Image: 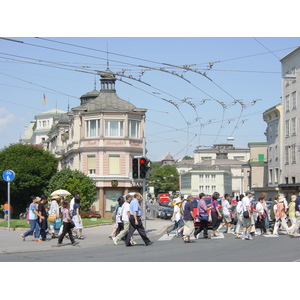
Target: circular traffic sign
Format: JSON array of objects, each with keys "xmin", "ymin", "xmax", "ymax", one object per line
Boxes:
[{"xmin": 2, "ymin": 170, "xmax": 15, "ymax": 182}]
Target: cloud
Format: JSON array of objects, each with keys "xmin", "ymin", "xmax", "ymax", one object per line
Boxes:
[{"xmin": 0, "ymin": 107, "xmax": 15, "ymax": 132}]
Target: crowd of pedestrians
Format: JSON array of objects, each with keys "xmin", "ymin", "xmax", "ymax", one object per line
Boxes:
[
  {"xmin": 165, "ymin": 190, "xmax": 300, "ymax": 242},
  {"xmin": 20, "ymin": 191, "xmax": 82, "ymax": 246}
]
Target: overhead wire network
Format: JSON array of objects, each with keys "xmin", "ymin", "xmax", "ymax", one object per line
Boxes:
[{"xmin": 0, "ymin": 37, "xmax": 291, "ymax": 159}]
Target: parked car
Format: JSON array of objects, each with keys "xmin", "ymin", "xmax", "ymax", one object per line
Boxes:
[
  {"xmin": 80, "ymin": 210, "xmax": 101, "ymax": 218},
  {"xmin": 156, "ymin": 207, "xmax": 166, "ymax": 218},
  {"xmin": 160, "ymin": 207, "xmax": 173, "ymax": 219}
]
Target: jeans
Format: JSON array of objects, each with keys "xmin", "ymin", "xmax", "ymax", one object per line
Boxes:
[
  {"xmin": 167, "ymin": 220, "xmax": 181, "ymax": 234},
  {"xmin": 24, "ymin": 219, "xmax": 40, "ymax": 239}
]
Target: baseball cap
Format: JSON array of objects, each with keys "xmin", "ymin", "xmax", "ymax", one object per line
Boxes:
[
  {"xmin": 125, "ymin": 194, "xmax": 133, "ymax": 199},
  {"xmin": 245, "ymin": 190, "xmax": 254, "ymax": 194}
]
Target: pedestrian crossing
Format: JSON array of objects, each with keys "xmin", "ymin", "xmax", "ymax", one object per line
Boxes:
[{"xmin": 157, "ymin": 231, "xmax": 294, "ymax": 242}]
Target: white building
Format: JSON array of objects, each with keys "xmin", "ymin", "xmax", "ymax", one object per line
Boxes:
[{"xmin": 20, "ymin": 108, "xmax": 66, "ymax": 145}]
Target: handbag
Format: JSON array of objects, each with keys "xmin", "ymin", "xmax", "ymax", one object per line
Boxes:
[
  {"xmin": 54, "ymin": 218, "xmax": 62, "ymax": 230},
  {"xmin": 243, "ymin": 211, "xmax": 249, "ymax": 218},
  {"xmin": 208, "ymin": 211, "xmax": 212, "ymax": 222},
  {"xmin": 48, "ymin": 214, "xmax": 56, "ymax": 222},
  {"xmin": 69, "ymin": 220, "xmax": 75, "ymax": 229},
  {"xmin": 199, "ymin": 212, "xmax": 209, "ymax": 221}
]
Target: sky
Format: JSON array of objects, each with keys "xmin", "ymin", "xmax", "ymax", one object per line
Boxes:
[{"xmin": 1, "ymin": 2, "xmax": 300, "ymax": 163}]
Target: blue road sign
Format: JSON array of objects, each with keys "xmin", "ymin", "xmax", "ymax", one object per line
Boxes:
[{"xmin": 2, "ymin": 170, "xmax": 15, "ymax": 182}]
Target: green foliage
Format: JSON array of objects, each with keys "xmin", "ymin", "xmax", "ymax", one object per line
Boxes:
[
  {"xmin": 44, "ymin": 168, "xmax": 97, "ymax": 210},
  {"xmin": 148, "ymin": 164, "xmax": 179, "ymax": 195},
  {"xmin": 0, "ymin": 143, "xmax": 58, "ymax": 214}
]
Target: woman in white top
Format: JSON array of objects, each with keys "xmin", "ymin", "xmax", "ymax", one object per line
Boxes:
[
  {"xmin": 48, "ymin": 194, "xmax": 60, "ymax": 238},
  {"xmin": 167, "ymin": 198, "xmax": 182, "ymax": 236}
]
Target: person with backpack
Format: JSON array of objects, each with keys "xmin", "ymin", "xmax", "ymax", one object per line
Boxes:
[
  {"xmin": 272, "ymin": 194, "xmax": 290, "ymax": 236},
  {"xmin": 289, "ymin": 190, "xmax": 300, "ymax": 237}
]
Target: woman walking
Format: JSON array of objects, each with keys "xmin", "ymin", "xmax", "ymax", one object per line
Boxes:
[
  {"xmin": 211, "ymin": 192, "xmax": 222, "ymax": 237},
  {"xmin": 57, "ymin": 200, "xmax": 79, "ymax": 246},
  {"xmin": 167, "ymin": 198, "xmax": 183, "ymax": 236}
]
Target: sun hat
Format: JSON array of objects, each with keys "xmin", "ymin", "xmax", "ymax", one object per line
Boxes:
[
  {"xmin": 51, "ymin": 194, "xmax": 60, "ymax": 200},
  {"xmin": 174, "ymin": 198, "xmax": 182, "ymax": 204}
]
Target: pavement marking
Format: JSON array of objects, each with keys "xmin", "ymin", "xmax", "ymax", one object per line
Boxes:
[{"xmin": 158, "ymin": 234, "xmax": 176, "ymax": 241}]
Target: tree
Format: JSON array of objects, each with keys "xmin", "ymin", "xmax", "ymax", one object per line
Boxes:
[
  {"xmin": 0, "ymin": 143, "xmax": 58, "ymax": 215},
  {"xmin": 148, "ymin": 165, "xmax": 179, "ymax": 196},
  {"xmin": 44, "ymin": 168, "xmax": 97, "ymax": 210}
]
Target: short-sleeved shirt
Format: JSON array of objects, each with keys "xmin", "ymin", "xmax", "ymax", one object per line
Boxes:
[
  {"xmin": 197, "ymin": 199, "xmax": 207, "ymax": 214},
  {"xmin": 29, "ymin": 203, "xmax": 38, "ymax": 220},
  {"xmin": 222, "ymin": 200, "xmax": 230, "ymax": 215},
  {"xmin": 242, "ymin": 196, "xmax": 250, "ymax": 212},
  {"xmin": 211, "ymin": 199, "xmax": 218, "ymax": 212},
  {"xmin": 38, "ymin": 202, "xmax": 47, "ymax": 218},
  {"xmin": 129, "ymin": 198, "xmax": 142, "ymax": 217},
  {"xmin": 295, "ymin": 195, "xmax": 300, "ymax": 212},
  {"xmin": 72, "ymin": 203, "xmax": 80, "ymax": 217},
  {"xmin": 183, "ymin": 201, "xmax": 194, "ymax": 221}
]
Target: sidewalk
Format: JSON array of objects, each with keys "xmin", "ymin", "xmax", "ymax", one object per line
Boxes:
[{"xmin": 0, "ymin": 217, "xmax": 172, "ymax": 254}]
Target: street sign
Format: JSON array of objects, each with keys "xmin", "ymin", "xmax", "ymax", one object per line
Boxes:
[{"xmin": 2, "ymin": 170, "xmax": 15, "ymax": 182}]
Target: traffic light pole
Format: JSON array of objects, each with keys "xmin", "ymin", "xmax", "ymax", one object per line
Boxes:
[{"xmin": 142, "ymin": 116, "xmax": 147, "ymax": 230}]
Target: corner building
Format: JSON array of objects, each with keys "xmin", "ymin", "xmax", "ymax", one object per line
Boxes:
[{"xmin": 45, "ymin": 69, "xmax": 146, "ymax": 218}]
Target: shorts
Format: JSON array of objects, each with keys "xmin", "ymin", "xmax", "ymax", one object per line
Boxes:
[
  {"xmin": 223, "ymin": 214, "xmax": 231, "ymax": 223},
  {"xmin": 242, "ymin": 216, "xmax": 252, "ymax": 227}
]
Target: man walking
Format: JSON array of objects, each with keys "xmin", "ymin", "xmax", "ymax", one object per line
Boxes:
[
  {"xmin": 182, "ymin": 195, "xmax": 195, "ymax": 243},
  {"xmin": 241, "ymin": 190, "xmax": 254, "ymax": 240},
  {"xmin": 125, "ymin": 193, "xmax": 153, "ymax": 247},
  {"xmin": 113, "ymin": 194, "xmax": 136, "ymax": 245}
]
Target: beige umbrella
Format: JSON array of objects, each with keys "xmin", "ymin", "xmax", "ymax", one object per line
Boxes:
[{"xmin": 50, "ymin": 189, "xmax": 71, "ymax": 197}]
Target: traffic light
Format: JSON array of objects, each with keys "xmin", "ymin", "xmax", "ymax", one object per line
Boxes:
[
  {"xmin": 139, "ymin": 157, "xmax": 147, "ymax": 178},
  {"xmin": 132, "ymin": 158, "xmax": 139, "ymax": 179}
]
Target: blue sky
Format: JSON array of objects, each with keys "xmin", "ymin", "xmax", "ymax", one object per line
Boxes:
[
  {"xmin": 1, "ymin": 36, "xmax": 300, "ymax": 161},
  {"xmin": 1, "ymin": 2, "xmax": 300, "ymax": 162}
]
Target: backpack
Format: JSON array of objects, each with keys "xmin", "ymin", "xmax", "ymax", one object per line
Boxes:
[{"xmin": 276, "ymin": 202, "xmax": 285, "ymax": 218}]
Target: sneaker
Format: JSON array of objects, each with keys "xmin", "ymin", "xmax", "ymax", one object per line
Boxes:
[
  {"xmin": 145, "ymin": 241, "xmax": 154, "ymax": 246},
  {"xmin": 241, "ymin": 236, "xmax": 246, "ymax": 240},
  {"xmin": 131, "ymin": 240, "xmax": 137, "ymax": 245},
  {"xmin": 248, "ymin": 235, "xmax": 253, "ymax": 240},
  {"xmin": 56, "ymin": 243, "xmax": 64, "ymax": 247},
  {"xmin": 72, "ymin": 241, "xmax": 79, "ymax": 246},
  {"xmin": 112, "ymin": 237, "xmax": 118, "ymax": 245}
]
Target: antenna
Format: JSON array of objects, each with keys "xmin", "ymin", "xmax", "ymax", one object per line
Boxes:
[{"xmin": 106, "ymin": 43, "xmax": 109, "ymax": 69}]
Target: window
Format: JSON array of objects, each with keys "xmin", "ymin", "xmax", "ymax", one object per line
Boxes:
[
  {"xmin": 285, "ymin": 94, "xmax": 290, "ymax": 112},
  {"xmin": 86, "ymin": 119, "xmax": 100, "ymax": 138},
  {"xmin": 129, "ymin": 120, "xmax": 140, "ymax": 138},
  {"xmin": 105, "ymin": 120, "xmax": 124, "ymax": 137},
  {"xmin": 87, "ymin": 155, "xmax": 96, "ymax": 174},
  {"xmin": 199, "ymin": 174, "xmax": 204, "ymax": 182},
  {"xmin": 291, "ymin": 117, "xmax": 296, "ymax": 136},
  {"xmin": 291, "ymin": 144, "xmax": 296, "ymax": 163},
  {"xmin": 269, "ymin": 125, "xmax": 273, "ymax": 139},
  {"xmin": 199, "ymin": 186, "xmax": 204, "ymax": 193},
  {"xmin": 285, "ymin": 120, "xmax": 290, "ymax": 137},
  {"xmin": 275, "ymin": 168, "xmax": 279, "ymax": 183},
  {"xmin": 275, "ymin": 121, "xmax": 279, "ymax": 136},
  {"xmin": 258, "ymin": 154, "xmax": 264, "ymax": 162},
  {"xmin": 205, "ymin": 186, "xmax": 210, "ymax": 194},
  {"xmin": 269, "ymin": 169, "xmax": 273, "ymax": 184},
  {"xmin": 292, "ymin": 91, "xmax": 297, "ymax": 110},
  {"xmin": 285, "ymin": 146, "xmax": 289, "ymax": 165},
  {"xmin": 109, "ymin": 155, "xmax": 120, "ymax": 175},
  {"xmin": 205, "ymin": 174, "xmax": 210, "ymax": 182},
  {"xmin": 211, "ymin": 174, "xmax": 216, "ymax": 182}
]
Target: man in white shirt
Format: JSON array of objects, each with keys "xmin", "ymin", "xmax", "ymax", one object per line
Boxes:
[
  {"xmin": 241, "ymin": 190, "xmax": 254, "ymax": 240},
  {"xmin": 113, "ymin": 194, "xmax": 135, "ymax": 245}
]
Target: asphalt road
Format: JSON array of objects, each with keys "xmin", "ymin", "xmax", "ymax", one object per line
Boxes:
[{"xmin": 1, "ymin": 231, "xmax": 299, "ymax": 262}]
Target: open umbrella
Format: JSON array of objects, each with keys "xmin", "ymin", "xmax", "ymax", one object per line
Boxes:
[{"xmin": 51, "ymin": 189, "xmax": 71, "ymax": 197}]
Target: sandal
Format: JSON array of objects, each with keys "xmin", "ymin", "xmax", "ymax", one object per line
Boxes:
[{"xmin": 78, "ymin": 236, "xmax": 84, "ymax": 239}]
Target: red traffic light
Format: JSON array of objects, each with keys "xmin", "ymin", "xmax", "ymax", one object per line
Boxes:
[{"xmin": 139, "ymin": 158, "xmax": 146, "ymax": 164}]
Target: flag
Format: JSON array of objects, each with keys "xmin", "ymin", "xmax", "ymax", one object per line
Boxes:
[{"xmin": 43, "ymin": 94, "xmax": 46, "ymax": 105}]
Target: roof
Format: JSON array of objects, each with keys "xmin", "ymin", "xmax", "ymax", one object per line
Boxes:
[
  {"xmin": 35, "ymin": 108, "xmax": 66, "ymax": 118},
  {"xmin": 72, "ymin": 90, "xmax": 136, "ymax": 113}
]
